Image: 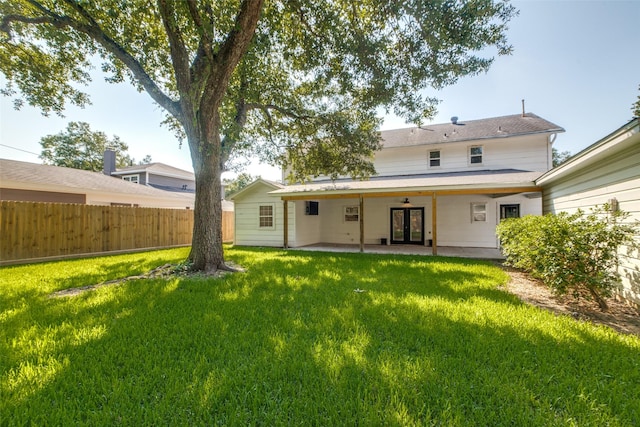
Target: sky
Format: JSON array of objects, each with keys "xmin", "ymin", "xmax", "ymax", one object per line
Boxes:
[{"xmin": 1, "ymin": 0, "xmax": 639, "ymax": 182}]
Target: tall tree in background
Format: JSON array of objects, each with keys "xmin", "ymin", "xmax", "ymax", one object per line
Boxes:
[
  {"xmin": 1, "ymin": 0, "xmax": 517, "ymax": 273},
  {"xmin": 224, "ymin": 172, "xmax": 260, "ymax": 199},
  {"xmin": 552, "ymin": 147, "xmax": 572, "ymax": 168},
  {"xmin": 39, "ymin": 121, "xmax": 132, "ymax": 171},
  {"xmin": 632, "ymin": 84, "xmax": 640, "ymax": 118}
]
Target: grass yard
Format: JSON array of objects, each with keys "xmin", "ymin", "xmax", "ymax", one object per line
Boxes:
[{"xmin": 1, "ymin": 247, "xmax": 639, "ymax": 425}]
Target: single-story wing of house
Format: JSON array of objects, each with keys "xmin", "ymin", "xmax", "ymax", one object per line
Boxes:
[
  {"xmin": 232, "ymin": 113, "xmax": 565, "ymax": 254},
  {"xmin": 537, "ymin": 117, "xmax": 640, "ymax": 305}
]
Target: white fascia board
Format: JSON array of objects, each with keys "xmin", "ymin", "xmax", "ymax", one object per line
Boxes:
[{"xmin": 537, "ymin": 120, "xmax": 640, "ymax": 185}]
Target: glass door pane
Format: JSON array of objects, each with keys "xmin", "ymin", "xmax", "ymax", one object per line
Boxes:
[
  {"xmin": 392, "ymin": 210, "xmax": 405, "ymax": 240},
  {"xmin": 409, "ymin": 209, "xmax": 423, "ymax": 242}
]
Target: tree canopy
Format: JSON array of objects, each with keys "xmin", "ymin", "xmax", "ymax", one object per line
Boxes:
[
  {"xmin": 223, "ymin": 172, "xmax": 260, "ymax": 199},
  {"xmin": 1, "ymin": 0, "xmax": 518, "ymax": 272},
  {"xmin": 39, "ymin": 121, "xmax": 134, "ymax": 171},
  {"xmin": 552, "ymin": 147, "xmax": 572, "ymax": 168}
]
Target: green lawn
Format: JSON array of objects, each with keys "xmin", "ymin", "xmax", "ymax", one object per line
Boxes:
[{"xmin": 1, "ymin": 247, "xmax": 639, "ymax": 425}]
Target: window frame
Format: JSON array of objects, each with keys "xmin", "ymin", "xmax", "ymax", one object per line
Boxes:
[
  {"xmin": 471, "ymin": 202, "xmax": 487, "ymax": 222},
  {"xmin": 343, "ymin": 205, "xmax": 360, "ymax": 222},
  {"xmin": 258, "ymin": 204, "xmax": 275, "ymax": 229},
  {"xmin": 122, "ymin": 174, "xmax": 139, "ymax": 184},
  {"xmin": 428, "ymin": 149, "xmax": 441, "ymax": 168},
  {"xmin": 469, "ymin": 145, "xmax": 483, "ymax": 165}
]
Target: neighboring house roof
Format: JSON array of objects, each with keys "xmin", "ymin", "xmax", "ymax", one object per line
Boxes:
[
  {"xmin": 112, "ymin": 162, "xmax": 195, "ymax": 181},
  {"xmin": 231, "ymin": 178, "xmax": 284, "ymax": 200},
  {"xmin": 536, "ymin": 117, "xmax": 640, "ymax": 186},
  {"xmin": 270, "ymin": 169, "xmax": 542, "ymax": 198},
  {"xmin": 381, "ymin": 113, "xmax": 565, "ymax": 148},
  {"xmin": 0, "ymin": 158, "xmax": 194, "ymax": 205}
]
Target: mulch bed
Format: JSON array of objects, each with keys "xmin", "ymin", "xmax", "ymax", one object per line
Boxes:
[{"xmin": 500, "ymin": 265, "xmax": 640, "ymax": 337}]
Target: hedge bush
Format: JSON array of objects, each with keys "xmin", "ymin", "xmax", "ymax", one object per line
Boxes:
[{"xmin": 496, "ymin": 205, "xmax": 638, "ymax": 310}]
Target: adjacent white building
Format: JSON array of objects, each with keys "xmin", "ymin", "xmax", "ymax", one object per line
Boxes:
[
  {"xmin": 537, "ymin": 118, "xmax": 640, "ymax": 305},
  {"xmin": 232, "ymin": 113, "xmax": 564, "ymax": 254}
]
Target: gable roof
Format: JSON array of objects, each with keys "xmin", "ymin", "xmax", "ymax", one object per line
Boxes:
[
  {"xmin": 0, "ymin": 158, "xmax": 194, "ymax": 203},
  {"xmin": 230, "ymin": 178, "xmax": 284, "ymax": 201},
  {"xmin": 381, "ymin": 113, "xmax": 565, "ymax": 148},
  {"xmin": 537, "ymin": 117, "xmax": 640, "ymax": 185},
  {"xmin": 112, "ymin": 162, "xmax": 195, "ymax": 180}
]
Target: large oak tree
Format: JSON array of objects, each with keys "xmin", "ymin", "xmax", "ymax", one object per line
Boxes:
[{"xmin": 1, "ymin": 0, "xmax": 517, "ymax": 272}]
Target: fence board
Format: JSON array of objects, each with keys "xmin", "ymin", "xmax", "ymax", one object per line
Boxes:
[{"xmin": 1, "ymin": 201, "xmax": 234, "ymax": 263}]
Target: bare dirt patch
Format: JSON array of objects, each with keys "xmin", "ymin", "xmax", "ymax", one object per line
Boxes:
[
  {"xmin": 49, "ymin": 262, "xmax": 244, "ymax": 298},
  {"xmin": 499, "ymin": 264, "xmax": 640, "ymax": 337}
]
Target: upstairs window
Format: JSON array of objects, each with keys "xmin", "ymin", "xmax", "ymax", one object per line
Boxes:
[
  {"xmin": 469, "ymin": 146, "xmax": 483, "ymax": 165},
  {"xmin": 259, "ymin": 205, "xmax": 274, "ymax": 228},
  {"xmin": 429, "ymin": 150, "xmax": 441, "ymax": 167},
  {"xmin": 123, "ymin": 174, "xmax": 139, "ymax": 184}
]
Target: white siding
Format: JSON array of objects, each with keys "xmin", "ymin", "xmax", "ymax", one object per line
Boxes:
[
  {"xmin": 541, "ymin": 139, "xmax": 640, "ymax": 305},
  {"xmin": 234, "ymin": 182, "xmax": 287, "ymax": 247},
  {"xmin": 436, "ymin": 194, "xmax": 541, "ymax": 248},
  {"xmin": 287, "ymin": 194, "xmax": 539, "ymax": 248},
  {"xmin": 372, "ymin": 134, "xmax": 550, "ymax": 177},
  {"xmin": 291, "ymin": 200, "xmax": 322, "ymax": 247}
]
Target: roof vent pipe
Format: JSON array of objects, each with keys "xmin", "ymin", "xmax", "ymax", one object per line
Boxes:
[
  {"xmin": 521, "ymin": 99, "xmax": 525, "ymax": 117},
  {"xmin": 451, "ymin": 116, "xmax": 458, "ymax": 125}
]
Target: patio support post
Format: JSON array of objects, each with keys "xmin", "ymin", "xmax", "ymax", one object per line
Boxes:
[
  {"xmin": 431, "ymin": 192, "xmax": 438, "ymax": 255},
  {"xmin": 283, "ymin": 199, "xmax": 289, "ymax": 249},
  {"xmin": 359, "ymin": 194, "xmax": 364, "ymax": 253}
]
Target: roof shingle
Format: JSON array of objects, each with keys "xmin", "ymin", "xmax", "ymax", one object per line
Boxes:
[
  {"xmin": 0, "ymin": 158, "xmax": 194, "ymax": 202},
  {"xmin": 381, "ymin": 113, "xmax": 565, "ymax": 148}
]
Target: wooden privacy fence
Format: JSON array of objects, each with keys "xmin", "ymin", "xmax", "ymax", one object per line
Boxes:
[{"xmin": 0, "ymin": 201, "xmax": 235, "ymax": 264}]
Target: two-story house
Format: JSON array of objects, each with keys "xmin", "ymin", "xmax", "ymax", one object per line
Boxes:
[
  {"xmin": 103, "ymin": 149, "xmax": 196, "ymax": 193},
  {"xmin": 232, "ymin": 112, "xmax": 564, "ymax": 253},
  {"xmin": 103, "ymin": 150, "xmax": 233, "ymax": 211}
]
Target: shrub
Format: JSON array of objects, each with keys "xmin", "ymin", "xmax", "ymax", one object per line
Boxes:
[{"xmin": 496, "ymin": 205, "xmax": 639, "ymax": 311}]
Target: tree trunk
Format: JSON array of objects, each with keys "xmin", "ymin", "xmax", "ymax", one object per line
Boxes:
[
  {"xmin": 186, "ymin": 122, "xmax": 226, "ymax": 273},
  {"xmin": 587, "ymin": 286, "xmax": 609, "ymax": 312}
]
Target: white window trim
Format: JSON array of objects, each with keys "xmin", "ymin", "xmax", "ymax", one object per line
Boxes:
[
  {"xmin": 471, "ymin": 202, "xmax": 487, "ymax": 222},
  {"xmin": 258, "ymin": 203, "xmax": 275, "ymax": 230},
  {"xmin": 343, "ymin": 205, "xmax": 360, "ymax": 222},
  {"xmin": 469, "ymin": 145, "xmax": 483, "ymax": 166},
  {"xmin": 122, "ymin": 174, "xmax": 139, "ymax": 184}
]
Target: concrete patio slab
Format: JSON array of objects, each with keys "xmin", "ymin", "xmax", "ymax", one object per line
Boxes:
[{"xmin": 290, "ymin": 243, "xmax": 504, "ymax": 260}]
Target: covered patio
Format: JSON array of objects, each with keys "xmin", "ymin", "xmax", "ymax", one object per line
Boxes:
[{"xmin": 271, "ymin": 169, "xmax": 542, "ymax": 255}]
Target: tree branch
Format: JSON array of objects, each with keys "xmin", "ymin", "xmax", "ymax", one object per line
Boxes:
[
  {"xmin": 202, "ymin": 0, "xmax": 264, "ymax": 111},
  {"xmin": 6, "ymin": 0, "xmax": 182, "ymax": 120},
  {"xmin": 0, "ymin": 15, "xmax": 55, "ymax": 39},
  {"xmin": 156, "ymin": 0, "xmax": 191, "ymax": 95},
  {"xmin": 245, "ymin": 102, "xmax": 313, "ymax": 121}
]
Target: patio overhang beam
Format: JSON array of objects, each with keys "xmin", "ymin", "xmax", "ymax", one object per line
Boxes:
[{"xmin": 279, "ymin": 186, "xmax": 541, "ymax": 201}]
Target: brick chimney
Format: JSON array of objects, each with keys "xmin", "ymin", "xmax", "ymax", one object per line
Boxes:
[{"xmin": 103, "ymin": 149, "xmax": 116, "ymax": 175}]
